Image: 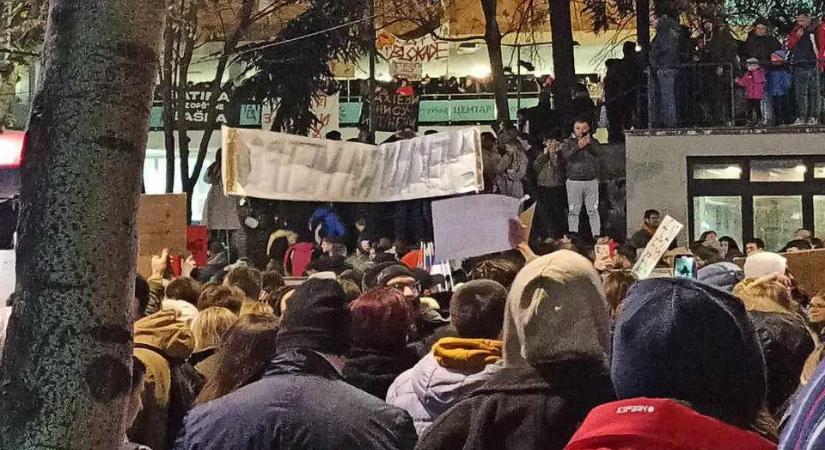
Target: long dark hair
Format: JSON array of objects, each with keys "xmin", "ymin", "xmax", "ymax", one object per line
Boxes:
[
  {"xmin": 194, "ymin": 313, "xmax": 279, "ymax": 404},
  {"xmin": 207, "ymin": 148, "xmax": 223, "ymax": 179}
]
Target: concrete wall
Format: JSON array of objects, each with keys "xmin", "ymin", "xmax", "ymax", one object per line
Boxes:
[{"xmin": 625, "ymin": 129, "xmax": 825, "ymax": 244}]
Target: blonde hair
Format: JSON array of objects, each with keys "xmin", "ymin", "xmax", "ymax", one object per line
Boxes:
[
  {"xmin": 190, "ymin": 307, "xmax": 238, "ymax": 351},
  {"xmin": 733, "ymin": 277, "xmax": 794, "ymax": 314},
  {"xmin": 240, "ymin": 300, "xmax": 275, "ymax": 318}
]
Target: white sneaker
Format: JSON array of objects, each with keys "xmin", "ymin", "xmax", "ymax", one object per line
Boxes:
[
  {"xmin": 808, "ymin": 118, "xmax": 819, "ymax": 126},
  {"xmin": 793, "ymin": 118, "xmax": 805, "ymax": 126}
]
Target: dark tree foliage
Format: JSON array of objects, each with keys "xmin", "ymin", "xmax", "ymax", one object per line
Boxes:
[
  {"xmin": 724, "ymin": 0, "xmax": 821, "ymax": 34},
  {"xmin": 235, "ymin": 0, "xmax": 368, "ymax": 135}
]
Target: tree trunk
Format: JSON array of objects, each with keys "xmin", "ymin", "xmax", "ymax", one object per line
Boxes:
[
  {"xmin": 550, "ymin": 0, "xmax": 575, "ymax": 123},
  {"xmin": 0, "ymin": 65, "xmax": 21, "ymax": 130},
  {"xmin": 175, "ymin": 7, "xmax": 196, "ymax": 210},
  {"xmin": 186, "ymin": 0, "xmax": 255, "ymax": 223},
  {"xmin": 480, "ymin": 0, "xmax": 510, "ymax": 122},
  {"xmin": 0, "ymin": 1, "xmax": 164, "ymax": 449},
  {"xmin": 161, "ymin": 17, "xmax": 176, "ymax": 193}
]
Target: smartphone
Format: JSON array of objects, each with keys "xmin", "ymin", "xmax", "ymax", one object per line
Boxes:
[{"xmin": 673, "ymin": 255, "xmax": 697, "ymax": 279}]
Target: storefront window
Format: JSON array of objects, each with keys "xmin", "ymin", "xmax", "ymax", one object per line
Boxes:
[
  {"xmin": 750, "ymin": 159, "xmax": 806, "ymax": 182},
  {"xmin": 815, "ymin": 162, "xmax": 825, "ymax": 179},
  {"xmin": 693, "ymin": 163, "xmax": 742, "ymax": 180},
  {"xmin": 693, "ymin": 196, "xmax": 742, "ymax": 244},
  {"xmin": 753, "ymin": 196, "xmax": 803, "ymax": 251},
  {"xmin": 143, "ymin": 149, "xmax": 214, "ymax": 223},
  {"xmin": 816, "ymin": 196, "xmax": 825, "ymax": 239}
]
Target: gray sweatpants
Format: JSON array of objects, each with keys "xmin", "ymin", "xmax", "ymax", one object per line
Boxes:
[{"xmin": 567, "ymin": 179, "xmax": 601, "ymax": 236}]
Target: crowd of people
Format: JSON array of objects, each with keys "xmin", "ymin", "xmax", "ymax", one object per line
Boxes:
[
  {"xmin": 5, "ymin": 202, "xmax": 818, "ymax": 450},
  {"xmin": 648, "ymin": 11, "xmax": 825, "ymax": 129}
]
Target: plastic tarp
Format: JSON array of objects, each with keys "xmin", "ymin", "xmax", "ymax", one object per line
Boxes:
[{"xmin": 222, "ymin": 126, "xmax": 482, "ymax": 203}]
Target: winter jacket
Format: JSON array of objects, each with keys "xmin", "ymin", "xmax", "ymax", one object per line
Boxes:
[
  {"xmin": 493, "ymin": 144, "xmax": 528, "ymax": 199},
  {"xmin": 697, "ymin": 262, "xmax": 745, "ymax": 293},
  {"xmin": 767, "ymin": 67, "xmax": 793, "ymax": 96},
  {"xmin": 416, "ymin": 360, "xmax": 616, "ymax": 450},
  {"xmin": 189, "ymin": 347, "xmax": 219, "ymax": 382},
  {"xmin": 129, "ymin": 310, "xmax": 196, "ymax": 450},
  {"xmin": 561, "ymin": 136, "xmax": 604, "ymax": 181},
  {"xmin": 651, "ymin": 16, "xmax": 681, "ymax": 69},
  {"xmin": 174, "ymin": 348, "xmax": 417, "ymax": 450},
  {"xmin": 780, "ymin": 357, "xmax": 825, "ymax": 449},
  {"xmin": 742, "ymin": 32, "xmax": 782, "ymax": 64},
  {"xmin": 736, "ymin": 68, "xmax": 767, "ymax": 100},
  {"xmin": 533, "ymin": 151, "xmax": 565, "ymax": 188},
  {"xmin": 788, "ymin": 23, "xmax": 822, "ymax": 68},
  {"xmin": 735, "ymin": 277, "xmax": 814, "ymax": 418},
  {"xmin": 387, "ymin": 338, "xmax": 503, "ymax": 435},
  {"xmin": 418, "ymin": 251, "xmax": 616, "ymax": 450},
  {"xmin": 343, "ymin": 347, "xmax": 419, "ymax": 400},
  {"xmin": 566, "ymin": 397, "xmax": 776, "ymax": 450},
  {"xmin": 310, "ymin": 207, "xmax": 347, "ymax": 238}
]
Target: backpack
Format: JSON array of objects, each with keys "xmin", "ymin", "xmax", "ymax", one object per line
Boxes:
[{"xmin": 135, "ymin": 344, "xmax": 204, "ymax": 448}]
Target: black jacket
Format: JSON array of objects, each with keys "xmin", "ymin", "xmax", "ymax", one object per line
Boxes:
[
  {"xmin": 561, "ymin": 136, "xmax": 604, "ymax": 181},
  {"xmin": 416, "ymin": 358, "xmax": 616, "ymax": 450},
  {"xmin": 749, "ymin": 311, "xmax": 814, "ymax": 418},
  {"xmin": 343, "ymin": 347, "xmax": 419, "ymax": 399},
  {"xmin": 742, "ymin": 32, "xmax": 781, "ymax": 64},
  {"xmin": 174, "ymin": 348, "xmax": 417, "ymax": 450}
]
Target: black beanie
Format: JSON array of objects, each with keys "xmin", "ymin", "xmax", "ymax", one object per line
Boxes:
[
  {"xmin": 362, "ymin": 261, "xmax": 407, "ymax": 291},
  {"xmin": 612, "ymin": 277, "xmax": 767, "ymax": 426},
  {"xmin": 276, "ymin": 279, "xmax": 351, "ymax": 355},
  {"xmin": 376, "ymin": 264, "xmax": 414, "ymax": 288}
]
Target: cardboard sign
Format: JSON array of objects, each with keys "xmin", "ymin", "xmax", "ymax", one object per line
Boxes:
[
  {"xmin": 519, "ymin": 204, "xmax": 536, "ymax": 242},
  {"xmin": 373, "ymin": 93, "xmax": 420, "ymax": 132},
  {"xmin": 432, "ymin": 195, "xmax": 521, "ymax": 261},
  {"xmin": 390, "ymin": 61, "xmax": 423, "ymax": 81},
  {"xmin": 632, "ymin": 216, "xmax": 684, "ymax": 279},
  {"xmin": 783, "ymin": 250, "xmax": 825, "ymax": 296},
  {"xmin": 137, "ymin": 194, "xmax": 188, "ymax": 278}
]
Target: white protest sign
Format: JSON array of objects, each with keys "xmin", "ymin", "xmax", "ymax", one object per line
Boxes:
[
  {"xmin": 632, "ymin": 215, "xmax": 684, "ymax": 279},
  {"xmin": 223, "ymin": 126, "xmax": 482, "ymax": 202},
  {"xmin": 432, "ymin": 194, "xmax": 521, "ymax": 261},
  {"xmin": 390, "ymin": 61, "xmax": 424, "ymax": 81}
]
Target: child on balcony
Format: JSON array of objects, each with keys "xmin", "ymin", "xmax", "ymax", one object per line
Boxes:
[{"xmin": 736, "ymin": 57, "xmax": 767, "ymax": 126}]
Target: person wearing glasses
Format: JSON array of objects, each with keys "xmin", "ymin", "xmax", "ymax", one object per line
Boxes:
[{"xmin": 375, "ymin": 264, "xmax": 449, "ymax": 358}]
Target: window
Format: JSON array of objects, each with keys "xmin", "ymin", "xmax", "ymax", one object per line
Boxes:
[
  {"xmin": 815, "ymin": 162, "xmax": 825, "ymax": 179},
  {"xmin": 816, "ymin": 196, "xmax": 825, "ymax": 239},
  {"xmin": 750, "ymin": 159, "xmax": 807, "ymax": 182},
  {"xmin": 693, "ymin": 163, "xmax": 742, "ymax": 180},
  {"xmin": 693, "ymin": 196, "xmax": 742, "ymax": 244},
  {"xmin": 753, "ymin": 196, "xmax": 803, "ymax": 252}
]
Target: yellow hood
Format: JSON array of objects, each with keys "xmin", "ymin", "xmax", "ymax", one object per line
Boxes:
[
  {"xmin": 134, "ymin": 310, "xmax": 195, "ymax": 360},
  {"xmin": 433, "ymin": 337, "xmax": 502, "ymax": 371}
]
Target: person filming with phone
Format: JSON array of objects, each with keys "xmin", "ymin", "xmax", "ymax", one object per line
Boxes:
[{"xmin": 561, "ymin": 118, "xmax": 605, "ymax": 241}]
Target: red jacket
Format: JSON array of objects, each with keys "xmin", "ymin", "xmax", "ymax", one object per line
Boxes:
[
  {"xmin": 787, "ymin": 22, "xmax": 825, "ymax": 70},
  {"xmin": 565, "ymin": 398, "xmax": 776, "ymax": 450}
]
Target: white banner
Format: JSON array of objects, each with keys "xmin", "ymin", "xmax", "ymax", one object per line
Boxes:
[
  {"xmin": 432, "ymin": 195, "xmax": 521, "ymax": 261},
  {"xmin": 222, "ymin": 127, "xmax": 482, "ymax": 203},
  {"xmin": 632, "ymin": 216, "xmax": 684, "ymax": 279}
]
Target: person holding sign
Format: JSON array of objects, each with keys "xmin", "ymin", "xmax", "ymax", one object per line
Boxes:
[{"xmin": 561, "ymin": 118, "xmax": 605, "ymax": 240}]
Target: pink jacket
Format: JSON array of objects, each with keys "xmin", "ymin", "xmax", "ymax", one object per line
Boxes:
[{"xmin": 736, "ymin": 69, "xmax": 766, "ymax": 100}]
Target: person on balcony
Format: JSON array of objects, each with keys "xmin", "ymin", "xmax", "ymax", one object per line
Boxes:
[
  {"xmin": 788, "ymin": 12, "xmax": 822, "ymax": 125},
  {"xmin": 650, "ymin": 11, "xmax": 681, "ymax": 128},
  {"xmin": 698, "ymin": 19, "xmax": 739, "ymax": 127}
]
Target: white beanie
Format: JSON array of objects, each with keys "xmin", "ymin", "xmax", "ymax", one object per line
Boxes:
[
  {"xmin": 502, "ymin": 250, "xmax": 611, "ymax": 368},
  {"xmin": 743, "ymin": 252, "xmax": 788, "ymax": 278}
]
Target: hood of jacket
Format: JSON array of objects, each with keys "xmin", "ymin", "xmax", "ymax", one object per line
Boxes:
[
  {"xmin": 433, "ymin": 337, "xmax": 502, "ymax": 371},
  {"xmin": 697, "ymin": 262, "xmax": 745, "ymax": 293},
  {"xmin": 733, "ymin": 276, "xmax": 794, "ymax": 314},
  {"xmin": 503, "ymin": 250, "xmax": 610, "ymax": 368},
  {"xmin": 134, "ymin": 309, "xmax": 195, "ymax": 360},
  {"xmin": 566, "ymin": 397, "xmax": 776, "ymax": 450},
  {"xmin": 342, "ymin": 347, "xmax": 418, "ymax": 399}
]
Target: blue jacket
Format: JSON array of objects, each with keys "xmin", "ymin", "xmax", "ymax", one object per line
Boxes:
[
  {"xmin": 767, "ymin": 67, "xmax": 792, "ymax": 97},
  {"xmin": 310, "ymin": 207, "xmax": 347, "ymax": 238},
  {"xmin": 173, "ymin": 348, "xmax": 417, "ymax": 450}
]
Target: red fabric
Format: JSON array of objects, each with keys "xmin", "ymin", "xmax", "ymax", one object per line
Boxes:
[
  {"xmin": 565, "ymin": 398, "xmax": 776, "ymax": 450},
  {"xmin": 285, "ymin": 242, "xmax": 315, "ymax": 277},
  {"xmin": 187, "ymin": 225, "xmax": 209, "ymax": 266},
  {"xmin": 400, "ymin": 249, "xmax": 423, "ymax": 269},
  {"xmin": 787, "ymin": 26, "xmax": 804, "ymax": 50},
  {"xmin": 396, "ymin": 85, "xmax": 415, "ymax": 96},
  {"xmin": 818, "ymin": 22, "xmax": 825, "ymax": 70}
]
